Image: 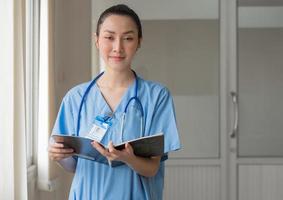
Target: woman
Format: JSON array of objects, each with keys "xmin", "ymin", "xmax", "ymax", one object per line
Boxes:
[{"xmin": 48, "ymin": 4, "xmax": 180, "ymax": 200}]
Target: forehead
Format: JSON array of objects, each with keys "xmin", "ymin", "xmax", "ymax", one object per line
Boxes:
[{"xmin": 100, "ymin": 15, "xmax": 138, "ymax": 34}]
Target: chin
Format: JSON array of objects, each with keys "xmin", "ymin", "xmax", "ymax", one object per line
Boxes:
[
  {"xmin": 106, "ymin": 64, "xmax": 131, "ymax": 72},
  {"xmin": 107, "ymin": 60, "xmax": 129, "ymax": 68}
]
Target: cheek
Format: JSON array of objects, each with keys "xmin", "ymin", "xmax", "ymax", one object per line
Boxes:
[
  {"xmin": 99, "ymin": 44, "xmax": 111, "ymax": 55},
  {"xmin": 127, "ymin": 44, "xmax": 139, "ymax": 55}
]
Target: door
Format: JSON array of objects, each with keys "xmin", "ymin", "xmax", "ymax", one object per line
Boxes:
[{"xmin": 230, "ymin": 1, "xmax": 283, "ymax": 200}]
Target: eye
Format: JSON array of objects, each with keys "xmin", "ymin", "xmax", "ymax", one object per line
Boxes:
[
  {"xmin": 123, "ymin": 37, "xmax": 133, "ymax": 41},
  {"xmin": 104, "ymin": 36, "xmax": 114, "ymax": 40}
]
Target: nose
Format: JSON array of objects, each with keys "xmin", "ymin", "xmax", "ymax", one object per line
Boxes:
[{"xmin": 113, "ymin": 38, "xmax": 123, "ymax": 53}]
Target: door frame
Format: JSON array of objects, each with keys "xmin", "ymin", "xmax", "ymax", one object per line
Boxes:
[{"xmin": 220, "ymin": 0, "xmax": 237, "ymax": 200}]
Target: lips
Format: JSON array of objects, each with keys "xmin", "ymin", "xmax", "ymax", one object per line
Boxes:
[{"xmin": 109, "ymin": 56, "xmax": 125, "ymax": 61}]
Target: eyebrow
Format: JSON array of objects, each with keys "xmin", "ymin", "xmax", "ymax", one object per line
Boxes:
[{"xmin": 103, "ymin": 30, "xmax": 135, "ymax": 34}]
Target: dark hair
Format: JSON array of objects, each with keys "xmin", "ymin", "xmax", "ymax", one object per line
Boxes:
[{"xmin": 96, "ymin": 4, "xmax": 142, "ymax": 39}]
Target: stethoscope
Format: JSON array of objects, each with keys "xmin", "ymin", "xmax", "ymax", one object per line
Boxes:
[{"xmin": 76, "ymin": 70, "xmax": 144, "ymax": 142}]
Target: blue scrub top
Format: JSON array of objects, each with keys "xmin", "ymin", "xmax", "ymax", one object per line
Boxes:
[{"xmin": 52, "ymin": 75, "xmax": 181, "ymax": 200}]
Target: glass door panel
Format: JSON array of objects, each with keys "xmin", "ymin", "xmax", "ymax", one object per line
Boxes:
[
  {"xmin": 134, "ymin": 19, "xmax": 220, "ymax": 158},
  {"xmin": 238, "ymin": 6, "xmax": 283, "ymax": 157}
]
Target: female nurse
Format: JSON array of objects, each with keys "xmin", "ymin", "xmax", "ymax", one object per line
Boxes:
[{"xmin": 48, "ymin": 4, "xmax": 180, "ymax": 200}]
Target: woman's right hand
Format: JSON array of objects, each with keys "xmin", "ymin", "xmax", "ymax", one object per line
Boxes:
[{"xmin": 48, "ymin": 142, "xmax": 74, "ymax": 161}]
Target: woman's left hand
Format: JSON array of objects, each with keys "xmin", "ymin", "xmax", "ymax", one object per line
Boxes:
[
  {"xmin": 91, "ymin": 141, "xmax": 136, "ymax": 164},
  {"xmin": 92, "ymin": 140, "xmax": 161, "ymax": 177}
]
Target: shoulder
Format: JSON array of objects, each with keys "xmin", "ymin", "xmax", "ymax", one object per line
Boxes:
[
  {"xmin": 138, "ymin": 76, "xmax": 171, "ymax": 98},
  {"xmin": 62, "ymin": 80, "xmax": 92, "ymax": 104}
]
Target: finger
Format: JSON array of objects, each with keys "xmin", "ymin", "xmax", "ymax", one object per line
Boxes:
[
  {"xmin": 48, "ymin": 142, "xmax": 74, "ymax": 154},
  {"xmin": 92, "ymin": 141, "xmax": 110, "ymax": 157},
  {"xmin": 49, "ymin": 147, "xmax": 74, "ymax": 154},
  {"xmin": 125, "ymin": 143, "xmax": 133, "ymax": 152},
  {"xmin": 48, "ymin": 147, "xmax": 74, "ymax": 154},
  {"xmin": 151, "ymin": 155, "xmax": 162, "ymax": 161},
  {"xmin": 50, "ymin": 142, "xmax": 64, "ymax": 148},
  {"xmin": 149, "ymin": 155, "xmax": 162, "ymax": 164},
  {"xmin": 108, "ymin": 141, "xmax": 118, "ymax": 153}
]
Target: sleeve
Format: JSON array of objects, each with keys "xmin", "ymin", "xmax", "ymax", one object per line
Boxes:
[
  {"xmin": 52, "ymin": 94, "xmax": 76, "ymax": 136},
  {"xmin": 148, "ymin": 88, "xmax": 181, "ymax": 155},
  {"xmin": 51, "ymin": 94, "xmax": 78, "ymax": 169}
]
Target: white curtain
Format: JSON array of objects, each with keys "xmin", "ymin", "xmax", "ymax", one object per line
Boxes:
[
  {"xmin": 37, "ymin": 0, "xmax": 95, "ymax": 194},
  {"xmin": 37, "ymin": 0, "xmax": 60, "ymax": 191},
  {"xmin": 0, "ymin": 0, "xmax": 28, "ymax": 199}
]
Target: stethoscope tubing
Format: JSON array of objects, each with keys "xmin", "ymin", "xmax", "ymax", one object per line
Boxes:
[{"xmin": 76, "ymin": 70, "xmax": 144, "ymax": 140}]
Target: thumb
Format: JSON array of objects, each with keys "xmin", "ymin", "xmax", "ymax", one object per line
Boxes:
[{"xmin": 125, "ymin": 143, "xmax": 133, "ymax": 152}]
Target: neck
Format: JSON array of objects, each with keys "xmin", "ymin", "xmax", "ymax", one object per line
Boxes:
[{"xmin": 99, "ymin": 68, "xmax": 135, "ymax": 88}]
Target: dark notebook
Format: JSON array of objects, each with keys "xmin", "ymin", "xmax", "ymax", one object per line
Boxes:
[{"xmin": 51, "ymin": 133, "xmax": 164, "ymax": 167}]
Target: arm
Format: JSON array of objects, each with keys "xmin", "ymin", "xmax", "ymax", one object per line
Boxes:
[
  {"xmin": 57, "ymin": 157, "xmax": 77, "ymax": 173},
  {"xmin": 92, "ymin": 141, "xmax": 161, "ymax": 177},
  {"xmin": 125, "ymin": 153, "xmax": 161, "ymax": 177}
]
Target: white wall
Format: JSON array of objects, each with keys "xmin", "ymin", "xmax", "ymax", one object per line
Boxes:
[{"xmin": 54, "ymin": 0, "xmax": 92, "ymax": 108}]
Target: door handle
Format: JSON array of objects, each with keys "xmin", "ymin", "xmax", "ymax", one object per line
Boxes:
[{"xmin": 230, "ymin": 91, "xmax": 238, "ymax": 138}]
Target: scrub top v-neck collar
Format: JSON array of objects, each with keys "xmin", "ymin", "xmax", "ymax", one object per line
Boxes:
[{"xmin": 93, "ymin": 77, "xmax": 137, "ymax": 117}]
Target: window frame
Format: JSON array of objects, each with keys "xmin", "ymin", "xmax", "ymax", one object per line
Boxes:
[{"xmin": 25, "ymin": 0, "xmax": 40, "ymax": 168}]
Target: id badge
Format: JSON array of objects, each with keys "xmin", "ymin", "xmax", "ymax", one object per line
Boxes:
[{"xmin": 86, "ymin": 115, "xmax": 112, "ymax": 142}]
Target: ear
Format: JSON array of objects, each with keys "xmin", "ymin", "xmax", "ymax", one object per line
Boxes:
[
  {"xmin": 137, "ymin": 38, "xmax": 143, "ymax": 50},
  {"xmin": 94, "ymin": 33, "xmax": 99, "ymax": 49}
]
